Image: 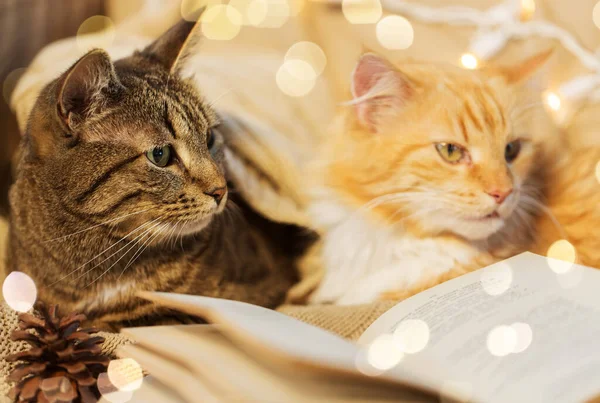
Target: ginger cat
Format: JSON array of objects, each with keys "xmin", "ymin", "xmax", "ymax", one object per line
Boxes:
[{"xmin": 306, "ymin": 52, "xmax": 600, "ymax": 305}]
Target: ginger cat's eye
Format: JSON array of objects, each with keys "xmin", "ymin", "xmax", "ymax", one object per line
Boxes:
[
  {"xmin": 505, "ymin": 140, "xmax": 521, "ymax": 163},
  {"xmin": 146, "ymin": 145, "xmax": 172, "ymax": 167},
  {"xmin": 435, "ymin": 143, "xmax": 465, "ymax": 164}
]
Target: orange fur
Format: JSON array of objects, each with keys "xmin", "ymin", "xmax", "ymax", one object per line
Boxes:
[{"xmin": 308, "ymin": 52, "xmax": 600, "ymax": 304}]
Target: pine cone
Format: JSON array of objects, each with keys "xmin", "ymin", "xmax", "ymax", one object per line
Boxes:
[{"xmin": 6, "ymin": 302, "xmax": 109, "ymax": 403}]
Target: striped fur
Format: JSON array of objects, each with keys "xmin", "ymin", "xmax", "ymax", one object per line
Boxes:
[
  {"xmin": 307, "ymin": 52, "xmax": 600, "ymax": 305},
  {"xmin": 6, "ymin": 18, "xmax": 312, "ymax": 329}
]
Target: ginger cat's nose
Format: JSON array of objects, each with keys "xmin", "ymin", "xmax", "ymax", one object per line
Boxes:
[
  {"xmin": 205, "ymin": 187, "xmax": 226, "ymax": 205},
  {"xmin": 487, "ymin": 188, "xmax": 513, "ymax": 204}
]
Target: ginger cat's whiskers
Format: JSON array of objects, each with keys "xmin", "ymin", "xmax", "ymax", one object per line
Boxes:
[{"xmin": 305, "ymin": 51, "xmax": 588, "ymax": 305}]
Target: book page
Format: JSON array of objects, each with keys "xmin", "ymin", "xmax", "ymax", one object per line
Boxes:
[
  {"xmin": 359, "ymin": 252, "xmax": 600, "ymax": 403},
  {"xmin": 135, "ymin": 291, "xmax": 446, "ymax": 396},
  {"xmin": 120, "ymin": 325, "xmax": 435, "ymax": 402}
]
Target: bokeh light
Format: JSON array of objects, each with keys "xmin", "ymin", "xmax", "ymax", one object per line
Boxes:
[
  {"xmin": 510, "ymin": 322, "xmax": 533, "ymax": 353},
  {"xmin": 366, "ymin": 334, "xmax": 404, "ymax": 370},
  {"xmin": 2, "ymin": 271, "xmax": 37, "ymax": 312},
  {"xmin": 3, "ymin": 68, "xmax": 26, "ymax": 105},
  {"xmin": 486, "ymin": 325, "xmax": 517, "ymax": 357},
  {"xmin": 107, "ymin": 358, "xmax": 144, "ymax": 392},
  {"xmin": 247, "ymin": 0, "xmax": 290, "ymax": 28},
  {"xmin": 76, "ymin": 15, "xmax": 116, "ymax": 52},
  {"xmin": 480, "ymin": 262, "xmax": 513, "ymax": 296},
  {"xmin": 201, "ymin": 4, "xmax": 243, "ymax": 40},
  {"xmin": 545, "ymin": 92, "xmax": 562, "ymax": 111},
  {"xmin": 181, "ymin": 0, "xmax": 221, "ymax": 22},
  {"xmin": 595, "ymin": 161, "xmax": 600, "ymax": 184},
  {"xmin": 393, "ymin": 319, "xmax": 430, "ymax": 354},
  {"xmin": 520, "ymin": 0, "xmax": 536, "ymax": 21},
  {"xmin": 229, "ymin": 0, "xmax": 254, "ymax": 24},
  {"xmin": 285, "ymin": 41, "xmax": 327, "ymax": 75},
  {"xmin": 276, "ymin": 59, "xmax": 317, "ymax": 97},
  {"xmin": 593, "ymin": 1, "xmax": 600, "ymax": 30},
  {"xmin": 376, "ymin": 15, "xmax": 414, "ymax": 50},
  {"xmin": 98, "ymin": 372, "xmax": 133, "ymax": 403},
  {"xmin": 460, "ymin": 53, "xmax": 478, "ymax": 70},
  {"xmin": 342, "ymin": 0, "xmax": 382, "ymax": 24},
  {"xmin": 546, "ymin": 239, "xmax": 576, "ymax": 273},
  {"xmin": 41, "ymin": 377, "xmax": 73, "ymax": 402}
]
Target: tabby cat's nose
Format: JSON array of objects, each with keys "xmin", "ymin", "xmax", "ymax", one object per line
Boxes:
[{"xmin": 205, "ymin": 187, "xmax": 226, "ymax": 205}]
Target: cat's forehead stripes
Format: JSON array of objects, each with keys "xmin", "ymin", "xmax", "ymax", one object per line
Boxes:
[{"xmin": 449, "ymin": 83, "xmax": 508, "ymax": 145}]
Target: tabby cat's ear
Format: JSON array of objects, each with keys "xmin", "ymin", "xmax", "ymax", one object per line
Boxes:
[
  {"xmin": 497, "ymin": 49, "xmax": 553, "ymax": 85},
  {"xmin": 57, "ymin": 49, "xmax": 121, "ymax": 132},
  {"xmin": 350, "ymin": 54, "xmax": 413, "ymax": 132},
  {"xmin": 140, "ymin": 12, "xmax": 202, "ymax": 75}
]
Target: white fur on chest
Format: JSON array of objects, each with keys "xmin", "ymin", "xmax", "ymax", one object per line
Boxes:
[
  {"xmin": 75, "ymin": 280, "xmax": 137, "ymax": 312},
  {"xmin": 310, "ymin": 199, "xmax": 478, "ymax": 305}
]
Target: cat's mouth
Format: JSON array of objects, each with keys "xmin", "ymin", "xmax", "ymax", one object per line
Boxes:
[
  {"xmin": 176, "ymin": 216, "xmax": 214, "ymax": 236},
  {"xmin": 468, "ymin": 211, "xmax": 501, "ymax": 221}
]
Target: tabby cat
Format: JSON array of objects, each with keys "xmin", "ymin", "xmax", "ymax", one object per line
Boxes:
[
  {"xmin": 7, "ymin": 17, "xmax": 310, "ymax": 329},
  {"xmin": 307, "ymin": 52, "xmax": 600, "ymax": 305}
]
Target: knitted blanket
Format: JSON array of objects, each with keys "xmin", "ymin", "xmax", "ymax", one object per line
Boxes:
[{"xmin": 0, "ymin": 301, "xmax": 396, "ymax": 400}]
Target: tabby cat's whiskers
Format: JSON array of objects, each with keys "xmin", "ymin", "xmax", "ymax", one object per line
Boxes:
[
  {"xmin": 87, "ymin": 222, "xmax": 169, "ymax": 288},
  {"xmin": 75, "ymin": 219, "xmax": 165, "ymax": 282},
  {"xmin": 117, "ymin": 223, "xmax": 170, "ymax": 281},
  {"xmin": 42, "ymin": 207, "xmax": 157, "ymax": 243}
]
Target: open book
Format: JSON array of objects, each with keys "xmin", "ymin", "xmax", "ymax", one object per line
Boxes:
[{"xmin": 112, "ymin": 252, "xmax": 600, "ymax": 403}]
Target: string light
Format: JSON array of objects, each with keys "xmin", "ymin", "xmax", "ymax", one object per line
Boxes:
[
  {"xmin": 76, "ymin": 15, "xmax": 116, "ymax": 52},
  {"xmin": 200, "ymin": 4, "xmax": 242, "ymax": 40},
  {"xmin": 3, "ymin": 68, "xmax": 26, "ymax": 105},
  {"xmin": 510, "ymin": 322, "xmax": 533, "ymax": 353},
  {"xmin": 480, "ymin": 262, "xmax": 513, "ymax": 296},
  {"xmin": 285, "ymin": 41, "xmax": 327, "ymax": 75},
  {"xmin": 520, "ymin": 0, "xmax": 535, "ymax": 21},
  {"xmin": 375, "ymin": 15, "xmax": 414, "ymax": 50},
  {"xmin": 180, "ymin": 0, "xmax": 221, "ymax": 21},
  {"xmin": 594, "ymin": 1, "xmax": 600, "ymax": 30},
  {"xmin": 342, "ymin": 0, "xmax": 382, "ymax": 24},
  {"xmin": 379, "ymin": 0, "xmax": 600, "ymax": 127},
  {"xmin": 276, "ymin": 60, "xmax": 317, "ymax": 97},
  {"xmin": 547, "ymin": 239, "xmax": 577, "ymax": 273},
  {"xmin": 2, "ymin": 271, "xmax": 37, "ymax": 312},
  {"xmin": 366, "ymin": 334, "xmax": 404, "ymax": 370},
  {"xmin": 107, "ymin": 358, "xmax": 144, "ymax": 392},
  {"xmin": 544, "ymin": 92, "xmax": 562, "ymax": 111},
  {"xmin": 248, "ymin": 0, "xmax": 290, "ymax": 28},
  {"xmin": 460, "ymin": 53, "xmax": 478, "ymax": 70},
  {"xmin": 392, "ymin": 319, "xmax": 429, "ymax": 354},
  {"xmin": 97, "ymin": 372, "xmax": 133, "ymax": 403}
]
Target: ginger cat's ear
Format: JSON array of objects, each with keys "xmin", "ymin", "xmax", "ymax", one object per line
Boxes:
[
  {"xmin": 140, "ymin": 9, "xmax": 204, "ymax": 75},
  {"xmin": 497, "ymin": 49, "xmax": 554, "ymax": 85},
  {"xmin": 350, "ymin": 53, "xmax": 414, "ymax": 132}
]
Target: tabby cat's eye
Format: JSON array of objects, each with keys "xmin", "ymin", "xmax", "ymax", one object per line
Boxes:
[
  {"xmin": 146, "ymin": 145, "xmax": 172, "ymax": 167},
  {"xmin": 435, "ymin": 143, "xmax": 465, "ymax": 164},
  {"xmin": 207, "ymin": 129, "xmax": 215, "ymax": 150},
  {"xmin": 505, "ymin": 140, "xmax": 521, "ymax": 163}
]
